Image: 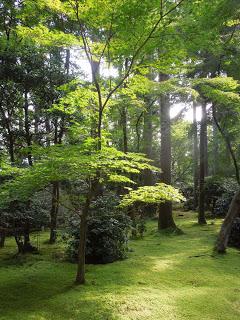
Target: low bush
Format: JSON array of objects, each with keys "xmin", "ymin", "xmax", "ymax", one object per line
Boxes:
[
  {"xmin": 65, "ymin": 193, "xmax": 132, "ymax": 264},
  {"xmin": 212, "ymin": 178, "xmax": 238, "ymax": 217}
]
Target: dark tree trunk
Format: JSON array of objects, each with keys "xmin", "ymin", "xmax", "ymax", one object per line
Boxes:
[
  {"xmin": 0, "ymin": 105, "xmax": 15, "ymax": 163},
  {"xmin": 49, "ymin": 114, "xmax": 63, "ymax": 244},
  {"xmin": 58, "ymin": 115, "xmax": 65, "ymax": 144},
  {"xmin": 212, "ymin": 117, "xmax": 219, "ymax": 176},
  {"xmin": 135, "ymin": 111, "xmax": 143, "ymax": 153},
  {"xmin": 215, "ymin": 190, "xmax": 240, "ymax": 253},
  {"xmin": 14, "ymin": 227, "xmax": 36, "ymax": 254},
  {"xmin": 120, "ymin": 106, "xmax": 128, "ymax": 153},
  {"xmin": 119, "ymin": 59, "xmax": 130, "ymax": 153},
  {"xmin": 75, "ymin": 195, "xmax": 91, "ymax": 285},
  {"xmin": 23, "ymin": 224, "xmax": 31, "ymax": 248},
  {"xmin": 204, "ymin": 113, "xmax": 208, "ymax": 177},
  {"xmin": 54, "ymin": 118, "xmax": 58, "ymax": 144},
  {"xmin": 34, "ymin": 105, "xmax": 39, "ymax": 143},
  {"xmin": 198, "ymin": 101, "xmax": 207, "ymax": 225},
  {"xmin": 158, "ymin": 92, "xmax": 176, "ymax": 230},
  {"xmin": 15, "ymin": 235, "xmax": 25, "ymax": 254},
  {"xmin": 49, "ymin": 181, "xmax": 59, "ymax": 244},
  {"xmin": 0, "ymin": 231, "xmax": 5, "ymax": 248},
  {"xmin": 193, "ymin": 101, "xmax": 199, "ymax": 209}
]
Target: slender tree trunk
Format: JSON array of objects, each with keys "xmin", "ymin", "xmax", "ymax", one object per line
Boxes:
[
  {"xmin": 49, "ymin": 115, "xmax": 64, "ymax": 244},
  {"xmin": 15, "ymin": 235, "xmax": 24, "ymax": 254},
  {"xmin": 212, "ymin": 117, "xmax": 219, "ymax": 176},
  {"xmin": 193, "ymin": 101, "xmax": 199, "ymax": 209},
  {"xmin": 158, "ymin": 92, "xmax": 176, "ymax": 230},
  {"xmin": 23, "ymin": 223, "xmax": 31, "ymax": 249},
  {"xmin": 204, "ymin": 109, "xmax": 208, "ymax": 177},
  {"xmin": 54, "ymin": 118, "xmax": 58, "ymax": 144},
  {"xmin": 212, "ymin": 105, "xmax": 240, "ymax": 185},
  {"xmin": 0, "ymin": 231, "xmax": 5, "ymax": 248},
  {"xmin": 215, "ymin": 190, "xmax": 240, "ymax": 253},
  {"xmin": 58, "ymin": 116, "xmax": 65, "ymax": 144},
  {"xmin": 75, "ymin": 195, "xmax": 91, "ymax": 285},
  {"xmin": 34, "ymin": 105, "xmax": 39, "ymax": 143},
  {"xmin": 0, "ymin": 106, "xmax": 15, "ymax": 163},
  {"xmin": 119, "ymin": 59, "xmax": 130, "ymax": 153},
  {"xmin": 135, "ymin": 112, "xmax": 143, "ymax": 153},
  {"xmin": 14, "ymin": 226, "xmax": 35, "ymax": 254},
  {"xmin": 198, "ymin": 101, "xmax": 207, "ymax": 225},
  {"xmin": 24, "ymin": 90, "xmax": 33, "ymax": 166},
  {"xmin": 49, "ymin": 181, "xmax": 59, "ymax": 244},
  {"xmin": 120, "ymin": 106, "xmax": 128, "ymax": 153}
]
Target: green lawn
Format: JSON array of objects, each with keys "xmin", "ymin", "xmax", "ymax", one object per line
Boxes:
[{"xmin": 0, "ymin": 211, "xmax": 240, "ymax": 320}]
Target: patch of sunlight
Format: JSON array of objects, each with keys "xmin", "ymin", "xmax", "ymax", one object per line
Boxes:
[
  {"xmin": 29, "ymin": 315, "xmax": 48, "ymax": 320},
  {"xmin": 118, "ymin": 300, "xmax": 153, "ymax": 319},
  {"xmin": 151, "ymin": 259, "xmax": 176, "ymax": 272},
  {"xmin": 116, "ymin": 291, "xmax": 180, "ymax": 320},
  {"xmin": 224, "ymin": 297, "xmax": 240, "ymax": 314}
]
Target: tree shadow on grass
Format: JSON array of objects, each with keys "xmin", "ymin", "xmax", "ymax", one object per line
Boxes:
[{"xmin": 0, "ymin": 260, "xmax": 119, "ymax": 320}]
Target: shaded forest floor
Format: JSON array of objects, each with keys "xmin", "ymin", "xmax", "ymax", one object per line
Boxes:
[{"xmin": 0, "ymin": 211, "xmax": 240, "ymax": 320}]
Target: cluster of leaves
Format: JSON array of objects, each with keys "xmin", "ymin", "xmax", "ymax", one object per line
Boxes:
[
  {"xmin": 193, "ymin": 77, "xmax": 240, "ymax": 107},
  {"xmin": 119, "ymin": 183, "xmax": 185, "ymax": 208},
  {"xmin": 0, "ymin": 141, "xmax": 159, "ymax": 208}
]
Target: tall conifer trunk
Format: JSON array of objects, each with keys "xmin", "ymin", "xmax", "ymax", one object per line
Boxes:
[
  {"xmin": 212, "ymin": 117, "xmax": 219, "ymax": 176},
  {"xmin": 120, "ymin": 106, "xmax": 128, "ymax": 153},
  {"xmin": 49, "ymin": 181, "xmax": 59, "ymax": 244},
  {"xmin": 75, "ymin": 189, "xmax": 93, "ymax": 284},
  {"xmin": 198, "ymin": 101, "xmax": 207, "ymax": 225},
  {"xmin": 158, "ymin": 86, "xmax": 176, "ymax": 230},
  {"xmin": 193, "ymin": 101, "xmax": 199, "ymax": 209}
]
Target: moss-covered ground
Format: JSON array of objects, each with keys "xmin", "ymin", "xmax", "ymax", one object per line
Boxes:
[{"xmin": 0, "ymin": 211, "xmax": 240, "ymax": 320}]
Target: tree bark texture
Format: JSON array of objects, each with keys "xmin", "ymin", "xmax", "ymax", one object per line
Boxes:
[
  {"xmin": 198, "ymin": 101, "xmax": 207, "ymax": 225},
  {"xmin": 158, "ymin": 92, "xmax": 176, "ymax": 230},
  {"xmin": 49, "ymin": 181, "xmax": 60, "ymax": 244},
  {"xmin": 215, "ymin": 190, "xmax": 240, "ymax": 253},
  {"xmin": 120, "ymin": 106, "xmax": 128, "ymax": 153},
  {"xmin": 75, "ymin": 195, "xmax": 91, "ymax": 284}
]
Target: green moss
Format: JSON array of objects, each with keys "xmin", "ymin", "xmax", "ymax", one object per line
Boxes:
[{"xmin": 0, "ymin": 212, "xmax": 240, "ymax": 320}]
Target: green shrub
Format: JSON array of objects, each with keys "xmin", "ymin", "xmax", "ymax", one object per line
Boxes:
[
  {"xmin": 65, "ymin": 193, "xmax": 132, "ymax": 264},
  {"xmin": 202, "ymin": 177, "xmax": 237, "ymax": 217}
]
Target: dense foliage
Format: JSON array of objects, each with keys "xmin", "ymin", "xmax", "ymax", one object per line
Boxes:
[{"xmin": 65, "ymin": 193, "xmax": 131, "ymax": 264}]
